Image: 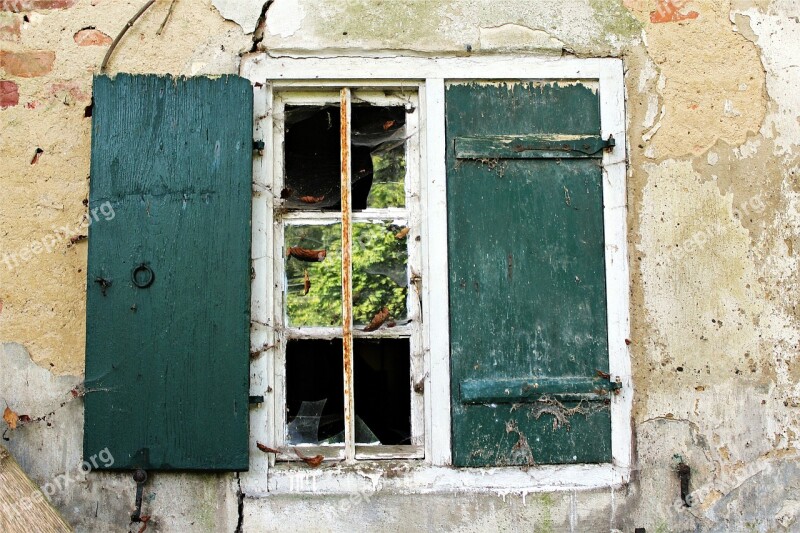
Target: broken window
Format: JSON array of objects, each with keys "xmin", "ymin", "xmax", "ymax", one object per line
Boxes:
[{"xmin": 275, "ymin": 89, "xmax": 423, "ymax": 461}]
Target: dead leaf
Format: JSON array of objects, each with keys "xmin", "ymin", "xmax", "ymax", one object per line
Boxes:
[
  {"xmin": 595, "ymin": 369, "xmax": 611, "ymax": 380},
  {"xmin": 256, "ymin": 442, "xmax": 281, "ymax": 454},
  {"xmin": 364, "ymin": 307, "xmax": 390, "ymax": 332},
  {"xmin": 287, "ymin": 247, "xmax": 327, "ymax": 262},
  {"xmin": 294, "ymin": 447, "xmax": 324, "ymax": 468},
  {"xmin": 3, "ymin": 406, "xmax": 19, "ymax": 430},
  {"xmin": 303, "ymin": 269, "xmax": 311, "ymax": 295},
  {"xmin": 395, "ymin": 227, "xmax": 410, "ymax": 239},
  {"xmin": 382, "ymin": 120, "xmax": 396, "ymax": 131},
  {"xmin": 299, "ymin": 195, "xmax": 325, "ymax": 204},
  {"xmin": 280, "ymin": 187, "xmax": 294, "ymax": 199}
]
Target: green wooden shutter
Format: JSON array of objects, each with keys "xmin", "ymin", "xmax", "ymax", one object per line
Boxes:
[
  {"xmin": 84, "ymin": 74, "xmax": 253, "ymax": 471},
  {"xmin": 447, "ymin": 81, "xmax": 614, "ymax": 467}
]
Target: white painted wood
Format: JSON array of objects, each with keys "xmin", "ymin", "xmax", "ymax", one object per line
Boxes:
[
  {"xmin": 242, "ymin": 55, "xmax": 615, "ymax": 83},
  {"xmin": 260, "ymin": 463, "xmax": 625, "ymax": 496},
  {"xmin": 600, "ymin": 60, "xmax": 633, "ymax": 481},
  {"xmin": 283, "ymin": 325, "xmax": 415, "ymax": 339},
  {"xmin": 422, "ymin": 79, "xmax": 452, "ymax": 467},
  {"xmin": 246, "ymin": 82, "xmax": 271, "ymax": 481}
]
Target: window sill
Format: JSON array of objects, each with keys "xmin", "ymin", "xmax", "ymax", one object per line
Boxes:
[{"xmin": 241, "ymin": 461, "xmax": 629, "ymax": 496}]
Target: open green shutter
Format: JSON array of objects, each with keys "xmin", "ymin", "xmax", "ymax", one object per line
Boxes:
[
  {"xmin": 447, "ymin": 81, "xmax": 613, "ymax": 467},
  {"xmin": 84, "ymin": 75, "xmax": 253, "ymax": 471}
]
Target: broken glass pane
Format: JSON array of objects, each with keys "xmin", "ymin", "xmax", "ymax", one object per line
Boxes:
[
  {"xmin": 352, "ymin": 222, "xmax": 409, "ymax": 328},
  {"xmin": 282, "ymin": 103, "xmax": 407, "ymax": 211},
  {"xmin": 353, "ymin": 338, "xmax": 411, "ymax": 445},
  {"xmin": 352, "ymin": 104, "xmax": 407, "ymax": 209},
  {"xmin": 286, "ymin": 340, "xmax": 344, "ymax": 444},
  {"xmin": 285, "ymin": 223, "xmax": 342, "ymax": 327},
  {"xmin": 287, "ymin": 399, "xmax": 327, "ymax": 444}
]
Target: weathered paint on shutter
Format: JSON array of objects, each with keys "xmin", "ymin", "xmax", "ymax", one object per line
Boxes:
[
  {"xmin": 84, "ymin": 74, "xmax": 252, "ymax": 471},
  {"xmin": 446, "ymin": 81, "xmax": 612, "ymax": 467}
]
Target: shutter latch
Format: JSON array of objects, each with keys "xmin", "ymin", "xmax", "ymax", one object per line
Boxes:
[{"xmin": 595, "ymin": 369, "xmax": 622, "ymax": 395}]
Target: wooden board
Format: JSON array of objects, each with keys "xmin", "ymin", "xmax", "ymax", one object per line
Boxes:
[
  {"xmin": 446, "ymin": 81, "xmax": 612, "ymax": 467},
  {"xmin": 84, "ymin": 74, "xmax": 253, "ymax": 471}
]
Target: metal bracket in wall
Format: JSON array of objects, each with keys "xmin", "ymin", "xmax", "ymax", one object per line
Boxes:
[{"xmin": 131, "ymin": 469, "xmax": 148, "ymax": 522}]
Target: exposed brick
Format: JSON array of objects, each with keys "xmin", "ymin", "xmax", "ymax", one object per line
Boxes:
[
  {"xmin": 0, "ymin": 0, "xmax": 76, "ymax": 12},
  {"xmin": 0, "ymin": 49, "xmax": 55, "ymax": 77},
  {"xmin": 650, "ymin": 0, "xmax": 699, "ymax": 23},
  {"xmin": 73, "ymin": 28, "xmax": 111, "ymax": 46},
  {"xmin": 0, "ymin": 14, "xmax": 20, "ymax": 41},
  {"xmin": 49, "ymin": 80, "xmax": 88, "ymax": 103},
  {"xmin": 0, "ymin": 79, "xmax": 19, "ymax": 108}
]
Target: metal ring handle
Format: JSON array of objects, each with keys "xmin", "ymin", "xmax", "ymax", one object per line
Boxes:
[{"xmin": 131, "ymin": 263, "xmax": 155, "ymax": 289}]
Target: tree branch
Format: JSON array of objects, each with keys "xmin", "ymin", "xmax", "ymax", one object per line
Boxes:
[{"xmin": 100, "ymin": 0, "xmax": 156, "ymax": 74}]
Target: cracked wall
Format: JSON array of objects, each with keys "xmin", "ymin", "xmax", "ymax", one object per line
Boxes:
[{"xmin": 1, "ymin": 0, "xmax": 799, "ymax": 531}]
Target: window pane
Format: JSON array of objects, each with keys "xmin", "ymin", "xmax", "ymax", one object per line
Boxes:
[
  {"xmin": 283, "ymin": 105, "xmax": 341, "ymax": 211},
  {"xmin": 352, "ymin": 222, "xmax": 409, "ymax": 328},
  {"xmin": 283, "ymin": 103, "xmax": 407, "ymax": 211},
  {"xmin": 285, "ymin": 223, "xmax": 342, "ymax": 327},
  {"xmin": 351, "ymin": 104, "xmax": 407, "ymax": 209},
  {"xmin": 354, "ymin": 338, "xmax": 411, "ymax": 445},
  {"xmin": 285, "ymin": 340, "xmax": 344, "ymax": 444}
]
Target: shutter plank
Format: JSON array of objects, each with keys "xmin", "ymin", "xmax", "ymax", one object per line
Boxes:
[
  {"xmin": 84, "ymin": 75, "xmax": 252, "ymax": 471},
  {"xmin": 446, "ymin": 81, "xmax": 611, "ymax": 467}
]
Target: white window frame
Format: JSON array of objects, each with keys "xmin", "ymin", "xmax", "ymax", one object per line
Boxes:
[
  {"xmin": 241, "ymin": 55, "xmax": 631, "ymax": 496},
  {"xmin": 269, "ymin": 89, "xmax": 425, "ymax": 461}
]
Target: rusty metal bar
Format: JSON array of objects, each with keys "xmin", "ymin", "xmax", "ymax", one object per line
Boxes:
[{"xmin": 340, "ymin": 87, "xmax": 355, "ymax": 462}]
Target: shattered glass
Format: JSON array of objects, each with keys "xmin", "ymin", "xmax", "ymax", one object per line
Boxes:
[
  {"xmin": 287, "ymin": 399, "xmax": 327, "ymax": 444},
  {"xmin": 285, "ymin": 223, "xmax": 342, "ymax": 327},
  {"xmin": 352, "ymin": 222, "xmax": 409, "ymax": 327},
  {"xmin": 283, "ymin": 104, "xmax": 408, "ymax": 211}
]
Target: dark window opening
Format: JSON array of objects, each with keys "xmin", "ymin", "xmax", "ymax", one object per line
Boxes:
[{"xmin": 286, "ymin": 338, "xmax": 411, "ymax": 446}]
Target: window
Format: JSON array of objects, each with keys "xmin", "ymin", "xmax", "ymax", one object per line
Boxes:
[
  {"xmin": 245, "ymin": 56, "xmax": 632, "ymax": 491},
  {"xmin": 270, "ymin": 89, "xmax": 424, "ymax": 460}
]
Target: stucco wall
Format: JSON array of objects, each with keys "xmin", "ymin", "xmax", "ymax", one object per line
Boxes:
[{"xmin": 1, "ymin": 0, "xmax": 799, "ymax": 531}]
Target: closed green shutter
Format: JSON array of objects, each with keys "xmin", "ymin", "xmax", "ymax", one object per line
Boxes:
[
  {"xmin": 84, "ymin": 75, "xmax": 253, "ymax": 471},
  {"xmin": 447, "ymin": 81, "xmax": 613, "ymax": 467}
]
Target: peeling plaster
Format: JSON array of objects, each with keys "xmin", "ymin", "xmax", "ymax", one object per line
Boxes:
[
  {"xmin": 734, "ymin": 7, "xmax": 800, "ymax": 158},
  {"xmin": 478, "ymin": 24, "xmax": 564, "ymax": 54},
  {"xmin": 211, "ymin": 0, "xmax": 265, "ymax": 34},
  {"xmin": 624, "ymin": 0, "xmax": 767, "ymax": 158},
  {"xmin": 266, "ymin": 0, "xmax": 305, "ymax": 38}
]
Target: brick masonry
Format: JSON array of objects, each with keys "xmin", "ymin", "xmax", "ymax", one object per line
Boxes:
[
  {"xmin": 0, "ymin": 50, "xmax": 55, "ymax": 77},
  {"xmin": 0, "ymin": 79, "xmax": 18, "ymax": 107}
]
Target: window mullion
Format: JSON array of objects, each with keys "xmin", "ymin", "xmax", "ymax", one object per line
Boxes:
[{"xmin": 339, "ymin": 87, "xmax": 356, "ymax": 462}]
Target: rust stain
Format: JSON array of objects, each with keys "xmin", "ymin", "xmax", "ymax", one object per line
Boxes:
[
  {"xmin": 650, "ymin": 0, "xmax": 699, "ymax": 23},
  {"xmin": 340, "ymin": 87, "xmax": 355, "ymax": 462}
]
